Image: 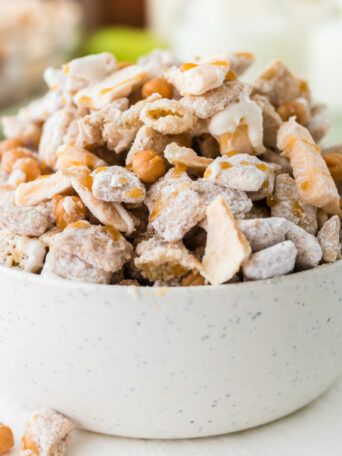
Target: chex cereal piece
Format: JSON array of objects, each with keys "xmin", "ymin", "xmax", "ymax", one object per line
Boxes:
[
  {"xmin": 52, "ymin": 223, "xmax": 132, "ymax": 272},
  {"xmin": 208, "ymin": 91, "xmax": 266, "ymax": 155},
  {"xmin": 0, "ymin": 422, "xmax": 14, "ymax": 455},
  {"xmin": 134, "ymin": 238, "xmax": 202, "ymax": 281},
  {"xmin": 202, "ymin": 196, "xmax": 251, "ymax": 284},
  {"xmin": 269, "ymin": 173, "xmax": 318, "ymax": 234},
  {"xmin": 252, "ymin": 94, "xmax": 283, "ymax": 149},
  {"xmin": 180, "ymin": 81, "xmax": 247, "ymax": 119},
  {"xmin": 164, "ymin": 142, "xmax": 213, "ymax": 170},
  {"xmin": 0, "ymin": 229, "xmax": 46, "ymax": 273},
  {"xmin": 39, "ymin": 107, "xmax": 85, "ymax": 168},
  {"xmin": 44, "ymin": 248, "xmax": 111, "ymax": 284},
  {"xmin": 204, "ymin": 153, "xmax": 274, "ymax": 192},
  {"xmin": 148, "ymin": 177, "xmax": 204, "ymax": 242},
  {"xmin": 70, "ymin": 173, "xmax": 134, "ymax": 234},
  {"xmin": 1, "ymin": 116, "xmax": 42, "ymax": 147},
  {"xmin": 0, "ymin": 202, "xmax": 54, "ymax": 237},
  {"xmin": 285, "ymin": 222, "xmax": 322, "ymax": 269},
  {"xmin": 40, "ymin": 227, "xmax": 62, "ymax": 247},
  {"xmin": 55, "ymin": 144, "xmax": 106, "ymax": 170},
  {"xmin": 317, "ymin": 215, "xmax": 342, "ymax": 263},
  {"xmin": 21, "ymin": 408, "xmax": 74, "ymax": 456},
  {"xmin": 193, "ymin": 178, "xmax": 252, "ymax": 219},
  {"xmin": 165, "ymin": 60, "xmax": 230, "ymax": 96},
  {"xmin": 253, "ymin": 59, "xmax": 311, "ymax": 107},
  {"xmin": 15, "ymin": 169, "xmax": 75, "ymax": 207},
  {"xmin": 243, "ymin": 240, "xmax": 297, "ymax": 280},
  {"xmin": 237, "ymin": 217, "xmax": 289, "ymax": 251},
  {"xmin": 102, "ymin": 94, "xmax": 161, "ymax": 153},
  {"xmin": 217, "ymin": 125, "xmax": 255, "ymax": 156},
  {"xmin": 76, "ymin": 98, "xmax": 129, "ymax": 149},
  {"xmin": 138, "ymin": 49, "xmax": 180, "ymax": 78},
  {"xmin": 140, "ymin": 98, "xmax": 197, "ymax": 135},
  {"xmin": 307, "ymin": 103, "xmax": 330, "ymax": 143},
  {"xmin": 92, "ymin": 166, "xmax": 146, "ymax": 204},
  {"xmin": 277, "ymin": 119, "xmax": 340, "ymax": 214},
  {"xmin": 74, "ymin": 64, "xmax": 148, "ymax": 110}
]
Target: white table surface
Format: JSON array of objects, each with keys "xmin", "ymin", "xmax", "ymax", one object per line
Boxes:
[{"xmin": 2, "ymin": 377, "xmax": 342, "ymax": 456}]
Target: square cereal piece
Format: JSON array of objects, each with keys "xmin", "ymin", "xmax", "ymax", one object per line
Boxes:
[
  {"xmin": 204, "ymin": 154, "xmax": 274, "ymax": 192},
  {"xmin": 52, "ymin": 223, "xmax": 133, "ymax": 272},
  {"xmin": 285, "ymin": 222, "xmax": 322, "ymax": 270},
  {"xmin": 44, "ymin": 247, "xmax": 111, "ymax": 284},
  {"xmin": 134, "ymin": 238, "xmax": 202, "ymax": 282},
  {"xmin": 253, "ymin": 59, "xmax": 311, "ymax": 107}
]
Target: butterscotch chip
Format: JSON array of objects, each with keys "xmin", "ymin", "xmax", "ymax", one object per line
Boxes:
[
  {"xmin": 0, "ymin": 422, "xmax": 14, "ymax": 455},
  {"xmin": 202, "ymin": 196, "xmax": 251, "ymax": 284},
  {"xmin": 132, "ymin": 150, "xmax": 166, "ymax": 183},
  {"xmin": 317, "ymin": 215, "xmax": 341, "ymax": 263},
  {"xmin": 142, "ymin": 77, "xmax": 173, "ymax": 99},
  {"xmin": 243, "ymin": 240, "xmax": 297, "ymax": 280}
]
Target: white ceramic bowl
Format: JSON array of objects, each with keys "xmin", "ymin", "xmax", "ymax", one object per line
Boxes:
[{"xmin": 0, "ymin": 261, "xmax": 342, "ymax": 439}]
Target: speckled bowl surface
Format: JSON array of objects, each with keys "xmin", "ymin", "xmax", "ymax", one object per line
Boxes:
[{"xmin": 0, "ymin": 261, "xmax": 341, "ymax": 439}]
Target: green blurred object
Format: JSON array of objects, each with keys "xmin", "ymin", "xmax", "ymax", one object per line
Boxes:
[{"xmin": 84, "ymin": 27, "xmax": 167, "ymax": 62}]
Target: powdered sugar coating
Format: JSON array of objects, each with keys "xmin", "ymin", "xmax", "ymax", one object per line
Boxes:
[
  {"xmin": 22, "ymin": 408, "xmax": 75, "ymax": 456},
  {"xmin": 317, "ymin": 215, "xmax": 341, "ymax": 263},
  {"xmin": 92, "ymin": 166, "xmax": 146, "ymax": 204},
  {"xmin": 238, "ymin": 217, "xmax": 289, "ymax": 251},
  {"xmin": 52, "ymin": 224, "xmax": 132, "ymax": 272},
  {"xmin": 243, "ymin": 240, "xmax": 297, "ymax": 280},
  {"xmin": 285, "ymin": 222, "xmax": 322, "ymax": 270},
  {"xmin": 0, "ymin": 201, "xmax": 54, "ymax": 236}
]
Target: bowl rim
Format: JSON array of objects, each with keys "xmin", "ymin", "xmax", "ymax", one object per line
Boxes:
[{"xmin": 0, "ymin": 259, "xmax": 341, "ymax": 295}]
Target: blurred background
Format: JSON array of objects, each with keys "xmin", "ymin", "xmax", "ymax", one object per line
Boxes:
[{"xmin": 0, "ymin": 0, "xmax": 341, "ymax": 143}]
